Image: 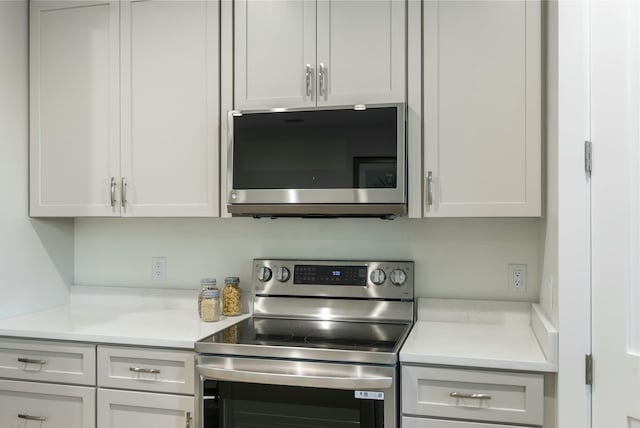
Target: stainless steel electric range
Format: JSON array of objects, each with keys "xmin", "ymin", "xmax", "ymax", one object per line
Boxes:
[{"xmin": 195, "ymin": 259, "xmax": 414, "ymax": 428}]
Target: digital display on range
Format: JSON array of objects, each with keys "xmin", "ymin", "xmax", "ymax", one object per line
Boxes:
[{"xmin": 294, "ymin": 265, "xmax": 367, "ymax": 286}]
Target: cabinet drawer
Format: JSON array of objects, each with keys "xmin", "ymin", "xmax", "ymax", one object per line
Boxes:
[
  {"xmin": 403, "ymin": 416, "xmax": 522, "ymax": 428},
  {"xmin": 97, "ymin": 345, "xmax": 194, "ymax": 394},
  {"xmin": 0, "ymin": 338, "xmax": 95, "ymax": 385},
  {"xmin": 0, "ymin": 379, "xmax": 95, "ymax": 428},
  {"xmin": 402, "ymin": 366, "xmax": 543, "ymax": 426}
]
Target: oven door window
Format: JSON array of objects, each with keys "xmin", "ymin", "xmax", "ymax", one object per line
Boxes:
[{"xmin": 204, "ymin": 380, "xmax": 384, "ymax": 428}]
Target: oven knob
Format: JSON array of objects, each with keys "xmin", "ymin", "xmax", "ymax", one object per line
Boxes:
[
  {"xmin": 275, "ymin": 266, "xmax": 290, "ymax": 282},
  {"xmin": 390, "ymin": 269, "xmax": 407, "ymax": 286},
  {"xmin": 257, "ymin": 266, "xmax": 272, "ymax": 282},
  {"xmin": 369, "ymin": 268, "xmax": 386, "ymax": 285}
]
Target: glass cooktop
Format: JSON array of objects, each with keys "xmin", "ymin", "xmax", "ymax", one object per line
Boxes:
[{"xmin": 196, "ymin": 317, "xmax": 412, "ymax": 364}]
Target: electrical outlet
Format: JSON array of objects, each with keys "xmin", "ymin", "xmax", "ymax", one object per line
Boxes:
[
  {"xmin": 508, "ymin": 263, "xmax": 527, "ymax": 293},
  {"xmin": 152, "ymin": 257, "xmax": 166, "ymax": 281}
]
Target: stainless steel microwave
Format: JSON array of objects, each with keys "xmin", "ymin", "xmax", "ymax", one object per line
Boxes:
[{"xmin": 226, "ymin": 103, "xmax": 406, "ymax": 218}]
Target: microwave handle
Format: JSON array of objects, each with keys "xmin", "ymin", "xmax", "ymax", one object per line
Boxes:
[{"xmin": 197, "ymin": 365, "xmax": 392, "ymax": 390}]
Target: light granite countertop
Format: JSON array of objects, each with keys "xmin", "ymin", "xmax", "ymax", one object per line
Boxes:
[
  {"xmin": 400, "ymin": 298, "xmax": 558, "ymax": 372},
  {"xmin": 0, "ymin": 286, "xmax": 250, "ymax": 349}
]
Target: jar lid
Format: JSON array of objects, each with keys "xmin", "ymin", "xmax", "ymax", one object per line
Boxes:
[
  {"xmin": 225, "ymin": 277, "xmax": 240, "ymax": 284},
  {"xmin": 203, "ymin": 289, "xmax": 219, "ymax": 298},
  {"xmin": 201, "ymin": 278, "xmax": 216, "ymax": 286}
]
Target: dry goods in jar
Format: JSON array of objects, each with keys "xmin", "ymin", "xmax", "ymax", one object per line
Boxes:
[
  {"xmin": 222, "ymin": 277, "xmax": 241, "ymax": 316},
  {"xmin": 201, "ymin": 289, "xmax": 220, "ymax": 322},
  {"xmin": 198, "ymin": 278, "xmax": 217, "ymax": 318}
]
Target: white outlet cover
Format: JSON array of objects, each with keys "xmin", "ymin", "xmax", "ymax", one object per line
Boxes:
[
  {"xmin": 508, "ymin": 263, "xmax": 527, "ymax": 293},
  {"xmin": 152, "ymin": 257, "xmax": 166, "ymax": 281}
]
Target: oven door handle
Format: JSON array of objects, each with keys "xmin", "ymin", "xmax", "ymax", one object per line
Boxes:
[{"xmin": 197, "ymin": 365, "xmax": 393, "ymax": 390}]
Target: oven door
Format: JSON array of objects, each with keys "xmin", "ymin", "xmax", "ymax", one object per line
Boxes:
[{"xmin": 198, "ymin": 356, "xmax": 397, "ymax": 428}]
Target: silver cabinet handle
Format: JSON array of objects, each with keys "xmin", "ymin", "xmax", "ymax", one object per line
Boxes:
[
  {"xmin": 121, "ymin": 177, "xmax": 127, "ymax": 208},
  {"xmin": 197, "ymin": 365, "xmax": 391, "ymax": 390},
  {"xmin": 186, "ymin": 411, "xmax": 192, "ymax": 428},
  {"xmin": 427, "ymin": 171, "xmax": 433, "ymax": 206},
  {"xmin": 110, "ymin": 177, "xmax": 117, "ymax": 207},
  {"xmin": 18, "ymin": 357, "xmax": 47, "ymax": 365},
  {"xmin": 318, "ymin": 63, "xmax": 327, "ymax": 97},
  {"xmin": 19, "ymin": 414, "xmax": 47, "ymax": 421},
  {"xmin": 305, "ymin": 64, "xmax": 312, "ymax": 97},
  {"xmin": 129, "ymin": 367, "xmax": 160, "ymax": 374},
  {"xmin": 450, "ymin": 392, "xmax": 492, "ymax": 400}
]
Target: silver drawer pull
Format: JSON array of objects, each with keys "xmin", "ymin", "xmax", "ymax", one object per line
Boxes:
[
  {"xmin": 129, "ymin": 367, "xmax": 161, "ymax": 374},
  {"xmin": 450, "ymin": 392, "xmax": 491, "ymax": 400},
  {"xmin": 18, "ymin": 358, "xmax": 47, "ymax": 365},
  {"xmin": 18, "ymin": 414, "xmax": 47, "ymax": 421}
]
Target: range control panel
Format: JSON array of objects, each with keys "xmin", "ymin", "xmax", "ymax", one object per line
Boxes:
[{"xmin": 253, "ymin": 259, "xmax": 414, "ymax": 301}]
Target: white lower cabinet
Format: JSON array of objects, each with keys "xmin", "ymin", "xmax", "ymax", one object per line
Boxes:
[
  {"xmin": 97, "ymin": 388, "xmax": 194, "ymax": 428},
  {"xmin": 96, "ymin": 345, "xmax": 195, "ymax": 428},
  {"xmin": 0, "ymin": 338, "xmax": 196, "ymax": 428},
  {"xmin": 403, "ymin": 416, "xmax": 521, "ymax": 428},
  {"xmin": 402, "ymin": 365, "xmax": 544, "ymax": 427},
  {"xmin": 0, "ymin": 379, "xmax": 95, "ymax": 428}
]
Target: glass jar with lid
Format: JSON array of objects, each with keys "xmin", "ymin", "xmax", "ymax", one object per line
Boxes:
[
  {"xmin": 222, "ymin": 277, "xmax": 241, "ymax": 316},
  {"xmin": 198, "ymin": 278, "xmax": 217, "ymax": 318},
  {"xmin": 200, "ymin": 288, "xmax": 220, "ymax": 322}
]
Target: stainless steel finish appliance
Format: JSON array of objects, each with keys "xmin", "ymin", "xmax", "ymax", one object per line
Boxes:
[
  {"xmin": 196, "ymin": 259, "xmax": 414, "ymax": 428},
  {"xmin": 226, "ymin": 104, "xmax": 407, "ymax": 218}
]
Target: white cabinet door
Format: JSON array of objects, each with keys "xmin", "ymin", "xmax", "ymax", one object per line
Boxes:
[
  {"xmin": 30, "ymin": 0, "xmax": 120, "ymax": 217},
  {"xmin": 0, "ymin": 379, "xmax": 95, "ymax": 428},
  {"xmin": 403, "ymin": 416, "xmax": 522, "ymax": 428},
  {"xmin": 316, "ymin": 0, "xmax": 405, "ymax": 106},
  {"xmin": 120, "ymin": 0, "xmax": 219, "ymax": 217},
  {"xmin": 234, "ymin": 0, "xmax": 316, "ymax": 109},
  {"xmin": 423, "ymin": 0, "xmax": 541, "ymax": 217},
  {"xmin": 97, "ymin": 388, "xmax": 194, "ymax": 428}
]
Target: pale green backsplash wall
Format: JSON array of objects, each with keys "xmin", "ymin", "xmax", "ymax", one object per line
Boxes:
[
  {"xmin": 74, "ymin": 217, "xmax": 542, "ymax": 301},
  {"xmin": 0, "ymin": 1, "xmax": 74, "ymax": 319}
]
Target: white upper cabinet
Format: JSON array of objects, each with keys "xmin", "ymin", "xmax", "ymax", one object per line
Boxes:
[
  {"xmin": 120, "ymin": 0, "xmax": 219, "ymax": 217},
  {"xmin": 234, "ymin": 0, "xmax": 316, "ymax": 109},
  {"xmin": 30, "ymin": 1, "xmax": 120, "ymax": 217},
  {"xmin": 30, "ymin": 0, "xmax": 219, "ymax": 217},
  {"xmin": 423, "ymin": 0, "xmax": 542, "ymax": 217},
  {"xmin": 315, "ymin": 0, "xmax": 405, "ymax": 106},
  {"xmin": 234, "ymin": 0, "xmax": 405, "ymax": 110}
]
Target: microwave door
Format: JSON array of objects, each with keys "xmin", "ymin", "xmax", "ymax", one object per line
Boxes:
[{"xmin": 227, "ymin": 104, "xmax": 406, "ymax": 216}]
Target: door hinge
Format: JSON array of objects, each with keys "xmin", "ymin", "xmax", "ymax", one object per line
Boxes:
[
  {"xmin": 585, "ymin": 140, "xmax": 592, "ymax": 176},
  {"xmin": 586, "ymin": 353, "xmax": 593, "ymax": 385}
]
